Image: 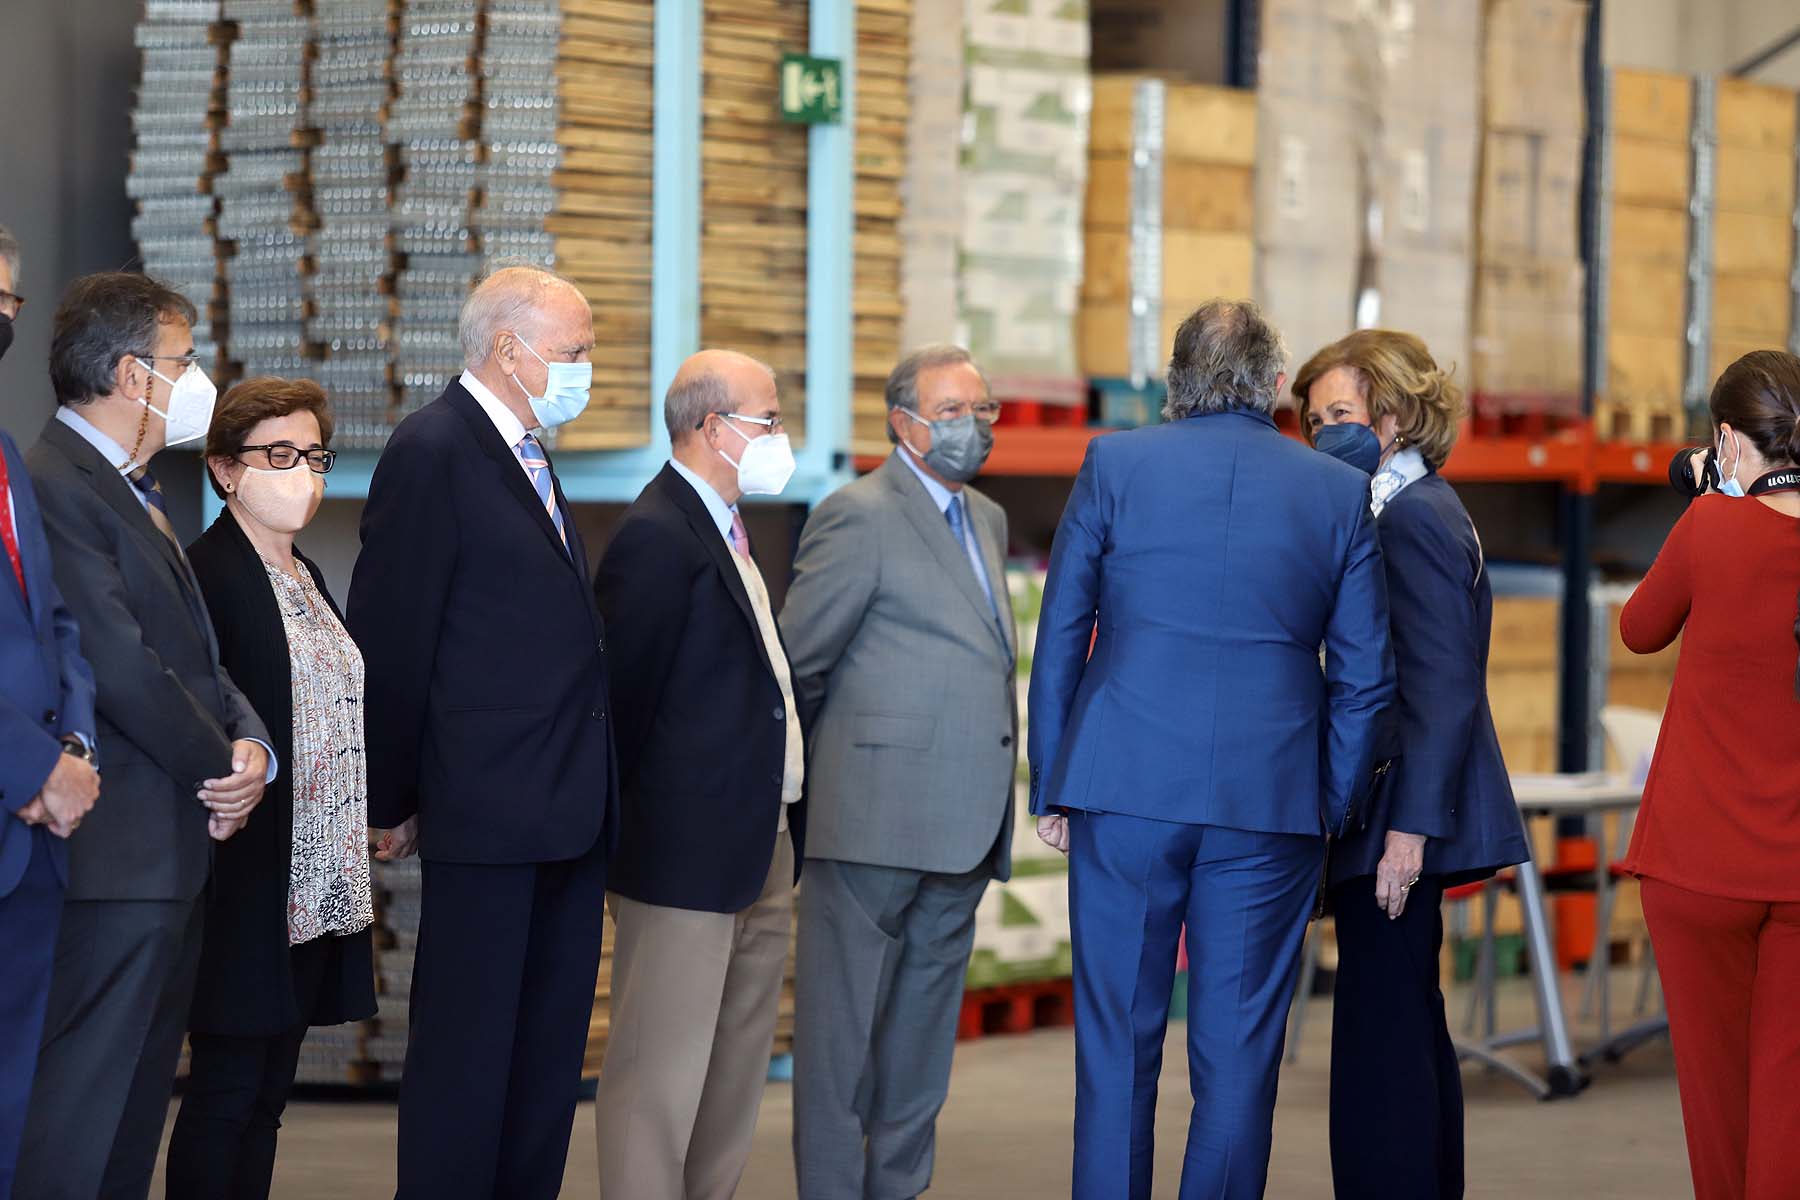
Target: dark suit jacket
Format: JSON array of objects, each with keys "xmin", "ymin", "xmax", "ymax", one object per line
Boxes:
[
  {"xmin": 594, "ymin": 463, "xmax": 806, "ymax": 914},
  {"xmin": 1028, "ymin": 408, "xmax": 1395, "ymax": 836},
  {"xmin": 346, "ymin": 380, "xmax": 616, "ymax": 864},
  {"xmin": 26, "ymin": 415, "xmax": 269, "ymax": 902},
  {"xmin": 0, "ymin": 429, "xmax": 97, "ymax": 897},
  {"xmin": 1329, "ymin": 471, "xmax": 1531, "ymax": 886},
  {"xmin": 184, "ymin": 511, "xmax": 376, "ymax": 1036}
]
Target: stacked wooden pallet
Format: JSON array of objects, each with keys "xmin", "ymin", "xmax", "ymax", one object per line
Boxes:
[
  {"xmin": 549, "ymin": 0, "xmax": 656, "ymax": 450},
  {"xmin": 1598, "ymin": 69, "xmax": 1692, "ymax": 442},
  {"xmin": 1077, "ymin": 76, "xmax": 1255, "ymax": 383},
  {"xmin": 700, "ymin": 0, "xmax": 811, "ymax": 444},
  {"xmin": 1707, "ymin": 80, "xmax": 1797, "ymax": 384},
  {"xmin": 852, "ymin": 0, "xmax": 910, "ymax": 451}
]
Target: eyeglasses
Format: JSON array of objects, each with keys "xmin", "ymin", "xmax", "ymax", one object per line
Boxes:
[
  {"xmin": 701, "ymin": 411, "xmax": 785, "ymax": 435},
  {"xmin": 239, "ymin": 444, "xmax": 336, "ymax": 473},
  {"xmin": 933, "ymin": 401, "xmax": 1002, "ymax": 423},
  {"xmin": 138, "ymin": 352, "xmax": 200, "ymax": 373},
  {"xmin": 0, "ymin": 290, "xmax": 24, "ymax": 318}
]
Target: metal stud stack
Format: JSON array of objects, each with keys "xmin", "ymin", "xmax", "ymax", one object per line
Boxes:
[
  {"xmin": 363, "ymin": 856, "xmax": 422, "ymax": 1082},
  {"xmin": 478, "ymin": 2, "xmax": 560, "ymax": 271},
  {"xmin": 216, "ymin": 0, "xmax": 315, "ymax": 381},
  {"xmin": 128, "ymin": 0, "xmax": 228, "ymax": 372},
  {"xmin": 309, "ymin": 0, "xmax": 397, "ymax": 448},
  {"xmin": 391, "ymin": 1, "xmax": 483, "ymax": 417}
]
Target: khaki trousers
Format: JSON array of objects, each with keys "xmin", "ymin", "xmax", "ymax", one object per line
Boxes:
[{"xmin": 596, "ymin": 830, "xmax": 794, "ymax": 1200}]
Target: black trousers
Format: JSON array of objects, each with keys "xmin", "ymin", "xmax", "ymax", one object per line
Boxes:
[
  {"xmin": 16, "ymin": 896, "xmax": 205, "ymax": 1200},
  {"xmin": 1328, "ymin": 875, "xmax": 1464, "ymax": 1200},
  {"xmin": 396, "ymin": 839, "xmax": 609, "ymax": 1200},
  {"xmin": 163, "ymin": 934, "xmax": 337, "ymax": 1200}
]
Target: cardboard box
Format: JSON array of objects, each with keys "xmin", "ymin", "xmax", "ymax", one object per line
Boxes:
[
  {"xmin": 1713, "ymin": 210, "xmax": 1795, "ymax": 276},
  {"xmin": 1254, "ymin": 97, "xmax": 1367, "ymax": 251},
  {"xmin": 1714, "ymin": 144, "xmax": 1797, "ymax": 218},
  {"xmin": 1257, "ymin": 2, "xmax": 1377, "ymax": 112},
  {"xmin": 1375, "ymin": 248, "xmax": 1472, "ymax": 382},
  {"xmin": 1081, "ymin": 229, "xmax": 1254, "ymax": 303},
  {"xmin": 1377, "ymin": 119, "xmax": 1479, "ymax": 254},
  {"xmin": 1609, "ymin": 136, "xmax": 1691, "ymax": 211},
  {"xmin": 1085, "ymin": 156, "xmax": 1255, "ymax": 233},
  {"xmin": 1715, "ymin": 78, "xmax": 1798, "ymax": 152},
  {"xmin": 1606, "ymin": 259, "xmax": 1687, "ymax": 337},
  {"xmin": 1471, "ymin": 257, "xmax": 1585, "ymax": 403},
  {"xmin": 1610, "ymin": 68, "xmax": 1692, "ymax": 144},
  {"xmin": 1709, "ymin": 337, "xmax": 1788, "ymax": 386},
  {"xmin": 1604, "ymin": 331, "xmax": 1685, "ymax": 409},
  {"xmin": 1484, "ymin": 0, "xmax": 1588, "ymax": 134},
  {"xmin": 1608, "ymin": 202, "xmax": 1688, "ymax": 267},
  {"xmin": 1253, "ymin": 245, "xmax": 1361, "ymax": 397},
  {"xmin": 1478, "ymin": 130, "xmax": 1583, "ymax": 262},
  {"xmin": 1711, "ymin": 274, "xmax": 1793, "ymax": 342},
  {"xmin": 1077, "ymin": 296, "xmax": 1213, "ymax": 379},
  {"xmin": 1089, "ymin": 76, "xmax": 1256, "ymax": 165}
]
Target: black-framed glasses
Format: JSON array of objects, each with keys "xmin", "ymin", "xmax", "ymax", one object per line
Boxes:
[
  {"xmin": 239, "ymin": 444, "xmax": 336, "ymax": 473},
  {"xmin": 700, "ymin": 411, "xmax": 785, "ymax": 435},
  {"xmin": 0, "ymin": 289, "xmax": 24, "ymax": 318}
]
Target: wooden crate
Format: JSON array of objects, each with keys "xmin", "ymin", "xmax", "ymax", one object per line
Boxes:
[
  {"xmin": 554, "ymin": 0, "xmax": 657, "ymax": 450},
  {"xmin": 1709, "ymin": 80, "xmax": 1797, "ymax": 359},
  {"xmin": 851, "ymin": 0, "xmax": 910, "ymax": 451}
]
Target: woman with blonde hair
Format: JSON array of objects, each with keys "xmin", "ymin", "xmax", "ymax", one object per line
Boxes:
[{"xmin": 1295, "ymin": 330, "xmax": 1530, "ymax": 1199}]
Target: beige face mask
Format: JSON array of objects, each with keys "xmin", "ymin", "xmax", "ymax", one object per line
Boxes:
[{"xmin": 236, "ymin": 463, "xmax": 323, "ymax": 533}]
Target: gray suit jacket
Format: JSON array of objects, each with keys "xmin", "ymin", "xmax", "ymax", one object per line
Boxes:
[
  {"xmin": 27, "ymin": 416, "xmax": 268, "ymax": 902},
  {"xmin": 781, "ymin": 452, "xmax": 1017, "ymax": 880}
]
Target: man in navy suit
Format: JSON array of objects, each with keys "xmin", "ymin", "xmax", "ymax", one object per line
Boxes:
[
  {"xmin": 1028, "ymin": 300, "xmax": 1394, "ymax": 1199},
  {"xmin": 0, "ymin": 223, "xmax": 101, "ymax": 1200},
  {"xmin": 347, "ymin": 265, "xmax": 616, "ymax": 1200}
]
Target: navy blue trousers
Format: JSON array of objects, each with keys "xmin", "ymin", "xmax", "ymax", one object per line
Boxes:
[
  {"xmin": 1068, "ymin": 812, "xmax": 1320, "ymax": 1200},
  {"xmin": 0, "ymin": 831, "xmax": 62, "ymax": 1200}
]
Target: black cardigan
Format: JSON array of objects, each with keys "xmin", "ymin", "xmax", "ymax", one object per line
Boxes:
[{"xmin": 185, "ymin": 511, "xmax": 376, "ymax": 1037}]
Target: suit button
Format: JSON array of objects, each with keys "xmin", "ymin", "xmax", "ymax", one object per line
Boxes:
[
  {"xmin": 1001, "ymin": 735, "xmax": 1012, "ymax": 747},
  {"xmin": 769, "ymin": 772, "xmax": 781, "ymax": 786},
  {"xmin": 598, "ymin": 638, "xmax": 606, "ymax": 653},
  {"xmin": 43, "ymin": 710, "xmax": 57, "ymax": 725},
  {"xmin": 592, "ymin": 709, "xmax": 605, "ymax": 722},
  {"xmin": 772, "ymin": 705, "xmax": 785, "ymax": 722}
]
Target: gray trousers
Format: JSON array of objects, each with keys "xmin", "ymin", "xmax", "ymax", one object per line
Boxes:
[
  {"xmin": 792, "ymin": 858, "xmax": 990, "ymax": 1200},
  {"xmin": 16, "ymin": 896, "xmax": 205, "ymax": 1200}
]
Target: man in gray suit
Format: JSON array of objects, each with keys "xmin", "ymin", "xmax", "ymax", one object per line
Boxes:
[
  {"xmin": 18, "ymin": 272, "xmax": 271, "ymax": 1200},
  {"xmin": 781, "ymin": 344, "xmax": 1017, "ymax": 1200}
]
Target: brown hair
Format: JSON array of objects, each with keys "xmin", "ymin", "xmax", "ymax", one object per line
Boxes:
[
  {"xmin": 205, "ymin": 376, "xmax": 335, "ymax": 500},
  {"xmin": 1292, "ymin": 329, "xmax": 1466, "ymax": 468},
  {"xmin": 1710, "ymin": 349, "xmax": 1800, "ymax": 467}
]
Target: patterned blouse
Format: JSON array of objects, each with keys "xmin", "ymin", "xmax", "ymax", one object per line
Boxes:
[{"xmin": 263, "ymin": 556, "xmax": 375, "ymax": 946}]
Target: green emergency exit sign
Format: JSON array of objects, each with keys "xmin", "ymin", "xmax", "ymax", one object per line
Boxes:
[{"xmin": 780, "ymin": 54, "xmax": 842, "ymax": 124}]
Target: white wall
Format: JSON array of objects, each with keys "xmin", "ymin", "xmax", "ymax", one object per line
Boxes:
[{"xmin": 1604, "ymin": 0, "xmax": 1800, "ymax": 84}]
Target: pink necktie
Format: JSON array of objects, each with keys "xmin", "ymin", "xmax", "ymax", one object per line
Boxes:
[{"xmin": 729, "ymin": 510, "xmax": 751, "ymax": 559}]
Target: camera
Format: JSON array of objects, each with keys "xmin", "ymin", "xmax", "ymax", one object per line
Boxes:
[{"xmin": 1668, "ymin": 445, "xmax": 1720, "ymax": 497}]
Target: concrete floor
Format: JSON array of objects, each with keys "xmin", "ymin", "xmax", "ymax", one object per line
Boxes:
[{"xmin": 152, "ymin": 975, "xmax": 1693, "ymax": 1198}]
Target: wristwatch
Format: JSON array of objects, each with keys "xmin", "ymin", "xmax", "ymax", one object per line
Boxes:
[{"xmin": 60, "ymin": 737, "xmax": 97, "ymax": 769}]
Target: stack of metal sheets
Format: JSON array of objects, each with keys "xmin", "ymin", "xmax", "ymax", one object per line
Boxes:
[
  {"xmin": 365, "ymin": 855, "xmax": 422, "ymax": 1082},
  {"xmin": 391, "ymin": 1, "xmax": 482, "ymax": 416},
  {"xmin": 128, "ymin": 0, "xmax": 226, "ymax": 371},
  {"xmin": 310, "ymin": 0, "xmax": 396, "ymax": 448},
  {"xmin": 478, "ymin": 1, "xmax": 561, "ymax": 270},
  {"xmin": 216, "ymin": 0, "xmax": 314, "ymax": 380}
]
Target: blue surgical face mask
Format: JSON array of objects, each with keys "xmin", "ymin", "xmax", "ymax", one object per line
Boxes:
[
  {"xmin": 1313, "ymin": 421, "xmax": 1382, "ymax": 475},
  {"xmin": 1717, "ymin": 430, "xmax": 1747, "ymax": 498},
  {"xmin": 511, "ymin": 337, "xmax": 593, "ymax": 428}
]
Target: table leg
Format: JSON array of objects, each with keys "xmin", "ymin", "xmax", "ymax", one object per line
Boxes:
[{"xmin": 1516, "ymin": 859, "xmax": 1589, "ymax": 1097}]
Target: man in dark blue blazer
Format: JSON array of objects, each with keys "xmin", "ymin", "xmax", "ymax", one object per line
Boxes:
[
  {"xmin": 347, "ymin": 265, "xmax": 616, "ymax": 1200},
  {"xmin": 1028, "ymin": 300, "xmax": 1395, "ymax": 1200},
  {"xmin": 0, "ymin": 409, "xmax": 100, "ymax": 1200}
]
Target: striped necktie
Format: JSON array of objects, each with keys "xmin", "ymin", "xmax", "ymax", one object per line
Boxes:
[
  {"xmin": 126, "ymin": 462, "xmax": 185, "ymax": 554},
  {"xmin": 514, "ymin": 433, "xmax": 569, "ymax": 553}
]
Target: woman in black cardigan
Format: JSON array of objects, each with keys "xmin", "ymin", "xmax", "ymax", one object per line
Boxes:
[{"xmin": 165, "ymin": 378, "xmax": 383, "ymax": 1200}]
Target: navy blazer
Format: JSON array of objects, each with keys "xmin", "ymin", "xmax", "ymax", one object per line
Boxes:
[
  {"xmin": 1328, "ymin": 471, "xmax": 1530, "ymax": 886},
  {"xmin": 346, "ymin": 380, "xmax": 617, "ymax": 865},
  {"xmin": 594, "ymin": 464, "xmax": 805, "ymax": 914},
  {"xmin": 0, "ymin": 430, "xmax": 96, "ymax": 897},
  {"xmin": 1029, "ymin": 408, "xmax": 1395, "ymax": 837}
]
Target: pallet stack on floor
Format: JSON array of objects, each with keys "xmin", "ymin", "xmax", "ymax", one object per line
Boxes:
[
  {"xmin": 549, "ymin": 0, "xmax": 656, "ymax": 450},
  {"xmin": 1076, "ymin": 77, "xmax": 1256, "ymax": 394},
  {"xmin": 1705, "ymin": 80, "xmax": 1797, "ymax": 384},
  {"xmin": 1471, "ymin": 0, "xmax": 1587, "ymax": 429},
  {"xmin": 700, "ymin": 0, "xmax": 811, "ymax": 443},
  {"xmin": 1598, "ymin": 69, "xmax": 1692, "ymax": 442},
  {"xmin": 128, "ymin": 0, "xmax": 229, "ymax": 374}
]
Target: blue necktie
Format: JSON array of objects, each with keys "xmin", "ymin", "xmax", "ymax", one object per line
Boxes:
[
  {"xmin": 946, "ymin": 494, "xmax": 1007, "ymax": 647},
  {"xmin": 515, "ymin": 433, "xmax": 569, "ymax": 555}
]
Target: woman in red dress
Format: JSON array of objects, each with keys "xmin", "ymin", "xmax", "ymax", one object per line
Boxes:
[{"xmin": 1622, "ymin": 349, "xmax": 1800, "ymax": 1200}]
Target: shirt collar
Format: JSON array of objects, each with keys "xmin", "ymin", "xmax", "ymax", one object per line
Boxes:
[
  {"xmin": 669, "ymin": 457, "xmax": 736, "ymax": 541},
  {"xmin": 459, "ymin": 369, "xmax": 532, "ymax": 450},
  {"xmin": 894, "ymin": 445, "xmax": 956, "ymax": 514},
  {"xmin": 1370, "ymin": 446, "xmax": 1430, "ymax": 515},
  {"xmin": 56, "ymin": 405, "xmax": 137, "ymax": 474}
]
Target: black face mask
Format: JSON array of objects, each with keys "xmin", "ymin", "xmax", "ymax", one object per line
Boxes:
[{"xmin": 0, "ymin": 313, "xmax": 12, "ymax": 363}]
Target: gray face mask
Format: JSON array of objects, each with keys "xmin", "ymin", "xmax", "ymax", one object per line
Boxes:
[{"xmin": 902, "ymin": 408, "xmax": 994, "ymax": 483}]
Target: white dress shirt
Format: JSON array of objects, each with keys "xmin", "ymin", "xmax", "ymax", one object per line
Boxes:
[{"xmin": 459, "ymin": 369, "xmax": 539, "ymax": 471}]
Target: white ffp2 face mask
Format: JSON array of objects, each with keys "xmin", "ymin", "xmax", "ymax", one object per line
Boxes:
[
  {"xmin": 717, "ymin": 420, "xmax": 796, "ymax": 496},
  {"xmin": 135, "ymin": 359, "xmax": 217, "ymax": 448}
]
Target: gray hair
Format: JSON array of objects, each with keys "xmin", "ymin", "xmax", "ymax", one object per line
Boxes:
[
  {"xmin": 884, "ymin": 344, "xmax": 988, "ymax": 444},
  {"xmin": 0, "ymin": 223, "xmax": 19, "ymax": 285},
  {"xmin": 663, "ymin": 352, "xmax": 777, "ymax": 442},
  {"xmin": 50, "ymin": 272, "xmax": 197, "ymax": 406},
  {"xmin": 1162, "ymin": 299, "xmax": 1287, "ymax": 421},
  {"xmin": 458, "ymin": 262, "xmax": 579, "ymax": 367}
]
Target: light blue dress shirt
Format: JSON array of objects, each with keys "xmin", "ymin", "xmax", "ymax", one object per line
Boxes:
[
  {"xmin": 670, "ymin": 457, "xmax": 738, "ymax": 543},
  {"xmin": 895, "ymin": 446, "xmax": 998, "ymax": 611}
]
